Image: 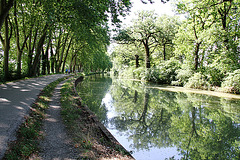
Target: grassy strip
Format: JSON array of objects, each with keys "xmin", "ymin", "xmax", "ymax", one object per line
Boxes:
[
  {"xmin": 3, "ymin": 76, "xmax": 69, "ymax": 159},
  {"xmin": 60, "ymin": 78, "xmax": 133, "ymax": 160}
]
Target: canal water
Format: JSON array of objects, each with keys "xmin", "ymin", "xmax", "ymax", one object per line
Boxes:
[{"xmin": 76, "ymin": 74, "xmax": 240, "ymax": 160}]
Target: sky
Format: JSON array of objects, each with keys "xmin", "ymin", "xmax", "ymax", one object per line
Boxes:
[{"xmin": 120, "ymin": 0, "xmax": 175, "ymax": 27}]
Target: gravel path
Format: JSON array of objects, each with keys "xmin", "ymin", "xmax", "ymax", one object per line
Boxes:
[{"xmin": 38, "ymin": 79, "xmax": 80, "ymax": 160}]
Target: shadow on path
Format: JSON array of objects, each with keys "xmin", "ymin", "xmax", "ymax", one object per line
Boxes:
[{"xmin": 0, "ymin": 74, "xmax": 67, "ymax": 159}]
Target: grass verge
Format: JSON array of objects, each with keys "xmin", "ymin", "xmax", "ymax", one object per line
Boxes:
[
  {"xmin": 60, "ymin": 78, "xmax": 133, "ymax": 160},
  {"xmin": 3, "ymin": 76, "xmax": 69, "ymax": 159}
]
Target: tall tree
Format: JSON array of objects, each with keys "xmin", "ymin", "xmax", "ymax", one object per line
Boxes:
[
  {"xmin": 0, "ymin": 14, "xmax": 12, "ymax": 81},
  {"xmin": 0, "ymin": 0, "xmax": 14, "ymax": 31}
]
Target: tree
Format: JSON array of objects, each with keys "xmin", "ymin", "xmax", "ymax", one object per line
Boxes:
[
  {"xmin": 0, "ymin": 0, "xmax": 132, "ymax": 80},
  {"xmin": 155, "ymin": 15, "xmax": 180, "ymax": 61},
  {"xmin": 174, "ymin": 0, "xmax": 240, "ymax": 71},
  {"xmin": 114, "ymin": 10, "xmax": 161, "ymax": 68},
  {"xmin": 0, "ymin": 14, "xmax": 12, "ymax": 81},
  {"xmin": 0, "ymin": 0, "xmax": 14, "ymax": 31}
]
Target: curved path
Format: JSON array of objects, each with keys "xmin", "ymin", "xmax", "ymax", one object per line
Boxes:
[{"xmin": 0, "ymin": 74, "xmax": 67, "ymax": 159}]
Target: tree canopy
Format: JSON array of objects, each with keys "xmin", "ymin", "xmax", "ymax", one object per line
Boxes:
[{"xmin": 0, "ymin": 0, "xmax": 131, "ymax": 81}]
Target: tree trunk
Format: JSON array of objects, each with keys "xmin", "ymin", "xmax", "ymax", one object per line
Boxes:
[
  {"xmin": 41, "ymin": 47, "xmax": 46, "ymax": 75},
  {"xmin": 42, "ymin": 36, "xmax": 51, "ymax": 75},
  {"xmin": 69, "ymin": 53, "xmax": 76, "ymax": 72},
  {"xmin": 2, "ymin": 15, "xmax": 10, "ymax": 81},
  {"xmin": 135, "ymin": 55, "xmax": 139, "ymax": 68},
  {"xmin": 163, "ymin": 43, "xmax": 166, "ymax": 61},
  {"xmin": 62, "ymin": 37, "xmax": 72, "ymax": 72},
  {"xmin": 134, "ymin": 90, "xmax": 138, "ymax": 103},
  {"xmin": 0, "ymin": 0, "xmax": 14, "ymax": 31},
  {"xmin": 57, "ymin": 32, "xmax": 69, "ymax": 72},
  {"xmin": 30, "ymin": 24, "xmax": 48, "ymax": 76},
  {"xmin": 194, "ymin": 42, "xmax": 201, "ymax": 70},
  {"xmin": 50, "ymin": 43, "xmax": 55, "ymax": 74},
  {"xmin": 27, "ymin": 27, "xmax": 38, "ymax": 76},
  {"xmin": 14, "ymin": 1, "xmax": 28, "ymax": 78},
  {"xmin": 73, "ymin": 55, "xmax": 77, "ymax": 73},
  {"xmin": 55, "ymin": 30, "xmax": 62, "ymax": 73},
  {"xmin": 143, "ymin": 40, "xmax": 150, "ymax": 68}
]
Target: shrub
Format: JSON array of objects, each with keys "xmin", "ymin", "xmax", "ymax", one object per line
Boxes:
[
  {"xmin": 203, "ymin": 66, "xmax": 225, "ymax": 87},
  {"xmin": 155, "ymin": 58, "xmax": 181, "ymax": 84},
  {"xmin": 172, "ymin": 68, "xmax": 193, "ymax": 86},
  {"xmin": 114, "ymin": 58, "xmax": 181, "ymax": 84},
  {"xmin": 184, "ymin": 72, "xmax": 210, "ymax": 90},
  {"xmin": 221, "ymin": 69, "xmax": 240, "ymax": 94},
  {"xmin": 118, "ymin": 67, "xmax": 135, "ymax": 79},
  {"xmin": 133, "ymin": 67, "xmax": 146, "ymax": 80}
]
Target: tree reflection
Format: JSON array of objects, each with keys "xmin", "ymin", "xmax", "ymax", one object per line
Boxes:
[
  {"xmin": 110, "ymin": 79, "xmax": 173, "ymax": 150},
  {"xmin": 77, "ymin": 76, "xmax": 240, "ymax": 159},
  {"xmin": 170, "ymin": 93, "xmax": 240, "ymax": 159},
  {"xmin": 76, "ymin": 74, "xmax": 112, "ymax": 124},
  {"xmin": 110, "ymin": 79, "xmax": 240, "ymax": 159}
]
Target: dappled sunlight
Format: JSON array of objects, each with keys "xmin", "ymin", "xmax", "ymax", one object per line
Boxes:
[
  {"xmin": 0, "ymin": 74, "xmax": 66, "ymax": 159},
  {"xmin": 15, "ymin": 106, "xmax": 24, "ymax": 110},
  {"xmin": 46, "ymin": 117, "xmax": 58, "ymax": 123},
  {"xmin": 20, "ymin": 89, "xmax": 31, "ymax": 92},
  {"xmin": 0, "ymin": 98, "xmax": 10, "ymax": 103}
]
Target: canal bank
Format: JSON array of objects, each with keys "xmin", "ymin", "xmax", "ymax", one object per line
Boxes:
[{"xmin": 60, "ymin": 76, "xmax": 134, "ymax": 159}]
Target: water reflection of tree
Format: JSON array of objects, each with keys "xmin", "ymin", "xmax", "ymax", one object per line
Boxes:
[
  {"xmin": 110, "ymin": 80, "xmax": 173, "ymax": 150},
  {"xmin": 110, "ymin": 80, "xmax": 240, "ymax": 159},
  {"xmin": 76, "ymin": 74, "xmax": 112, "ymax": 124},
  {"xmin": 78, "ymin": 77, "xmax": 240, "ymax": 159},
  {"xmin": 170, "ymin": 92, "xmax": 240, "ymax": 159}
]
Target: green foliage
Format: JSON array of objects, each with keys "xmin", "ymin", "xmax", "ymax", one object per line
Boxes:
[
  {"xmin": 117, "ymin": 58, "xmax": 181, "ymax": 84},
  {"xmin": 172, "ymin": 67, "xmax": 193, "ymax": 86},
  {"xmin": 204, "ymin": 66, "xmax": 225, "ymax": 87},
  {"xmin": 184, "ymin": 72, "xmax": 210, "ymax": 90},
  {"xmin": 156, "ymin": 58, "xmax": 181, "ymax": 84},
  {"xmin": 222, "ymin": 69, "xmax": 240, "ymax": 94},
  {"xmin": 0, "ymin": 0, "xmax": 131, "ymax": 81}
]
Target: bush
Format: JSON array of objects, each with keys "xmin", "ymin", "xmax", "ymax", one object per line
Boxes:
[
  {"xmin": 133, "ymin": 67, "xmax": 146, "ymax": 80},
  {"xmin": 113, "ymin": 58, "xmax": 181, "ymax": 84},
  {"xmin": 154, "ymin": 58, "xmax": 181, "ymax": 84},
  {"xmin": 184, "ymin": 72, "xmax": 210, "ymax": 90},
  {"xmin": 172, "ymin": 68, "xmax": 193, "ymax": 86},
  {"xmin": 203, "ymin": 66, "xmax": 225, "ymax": 87},
  {"xmin": 221, "ymin": 69, "xmax": 240, "ymax": 94}
]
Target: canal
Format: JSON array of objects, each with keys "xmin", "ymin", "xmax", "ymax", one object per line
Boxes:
[{"xmin": 76, "ymin": 74, "xmax": 240, "ymax": 160}]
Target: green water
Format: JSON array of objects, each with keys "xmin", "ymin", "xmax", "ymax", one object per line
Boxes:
[{"xmin": 76, "ymin": 74, "xmax": 240, "ymax": 160}]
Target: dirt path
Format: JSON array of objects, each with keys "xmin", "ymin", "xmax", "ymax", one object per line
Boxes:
[{"xmin": 38, "ymin": 79, "xmax": 80, "ymax": 159}]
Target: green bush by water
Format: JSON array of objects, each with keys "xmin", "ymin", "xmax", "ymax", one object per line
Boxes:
[{"xmin": 222, "ymin": 69, "xmax": 240, "ymax": 94}]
